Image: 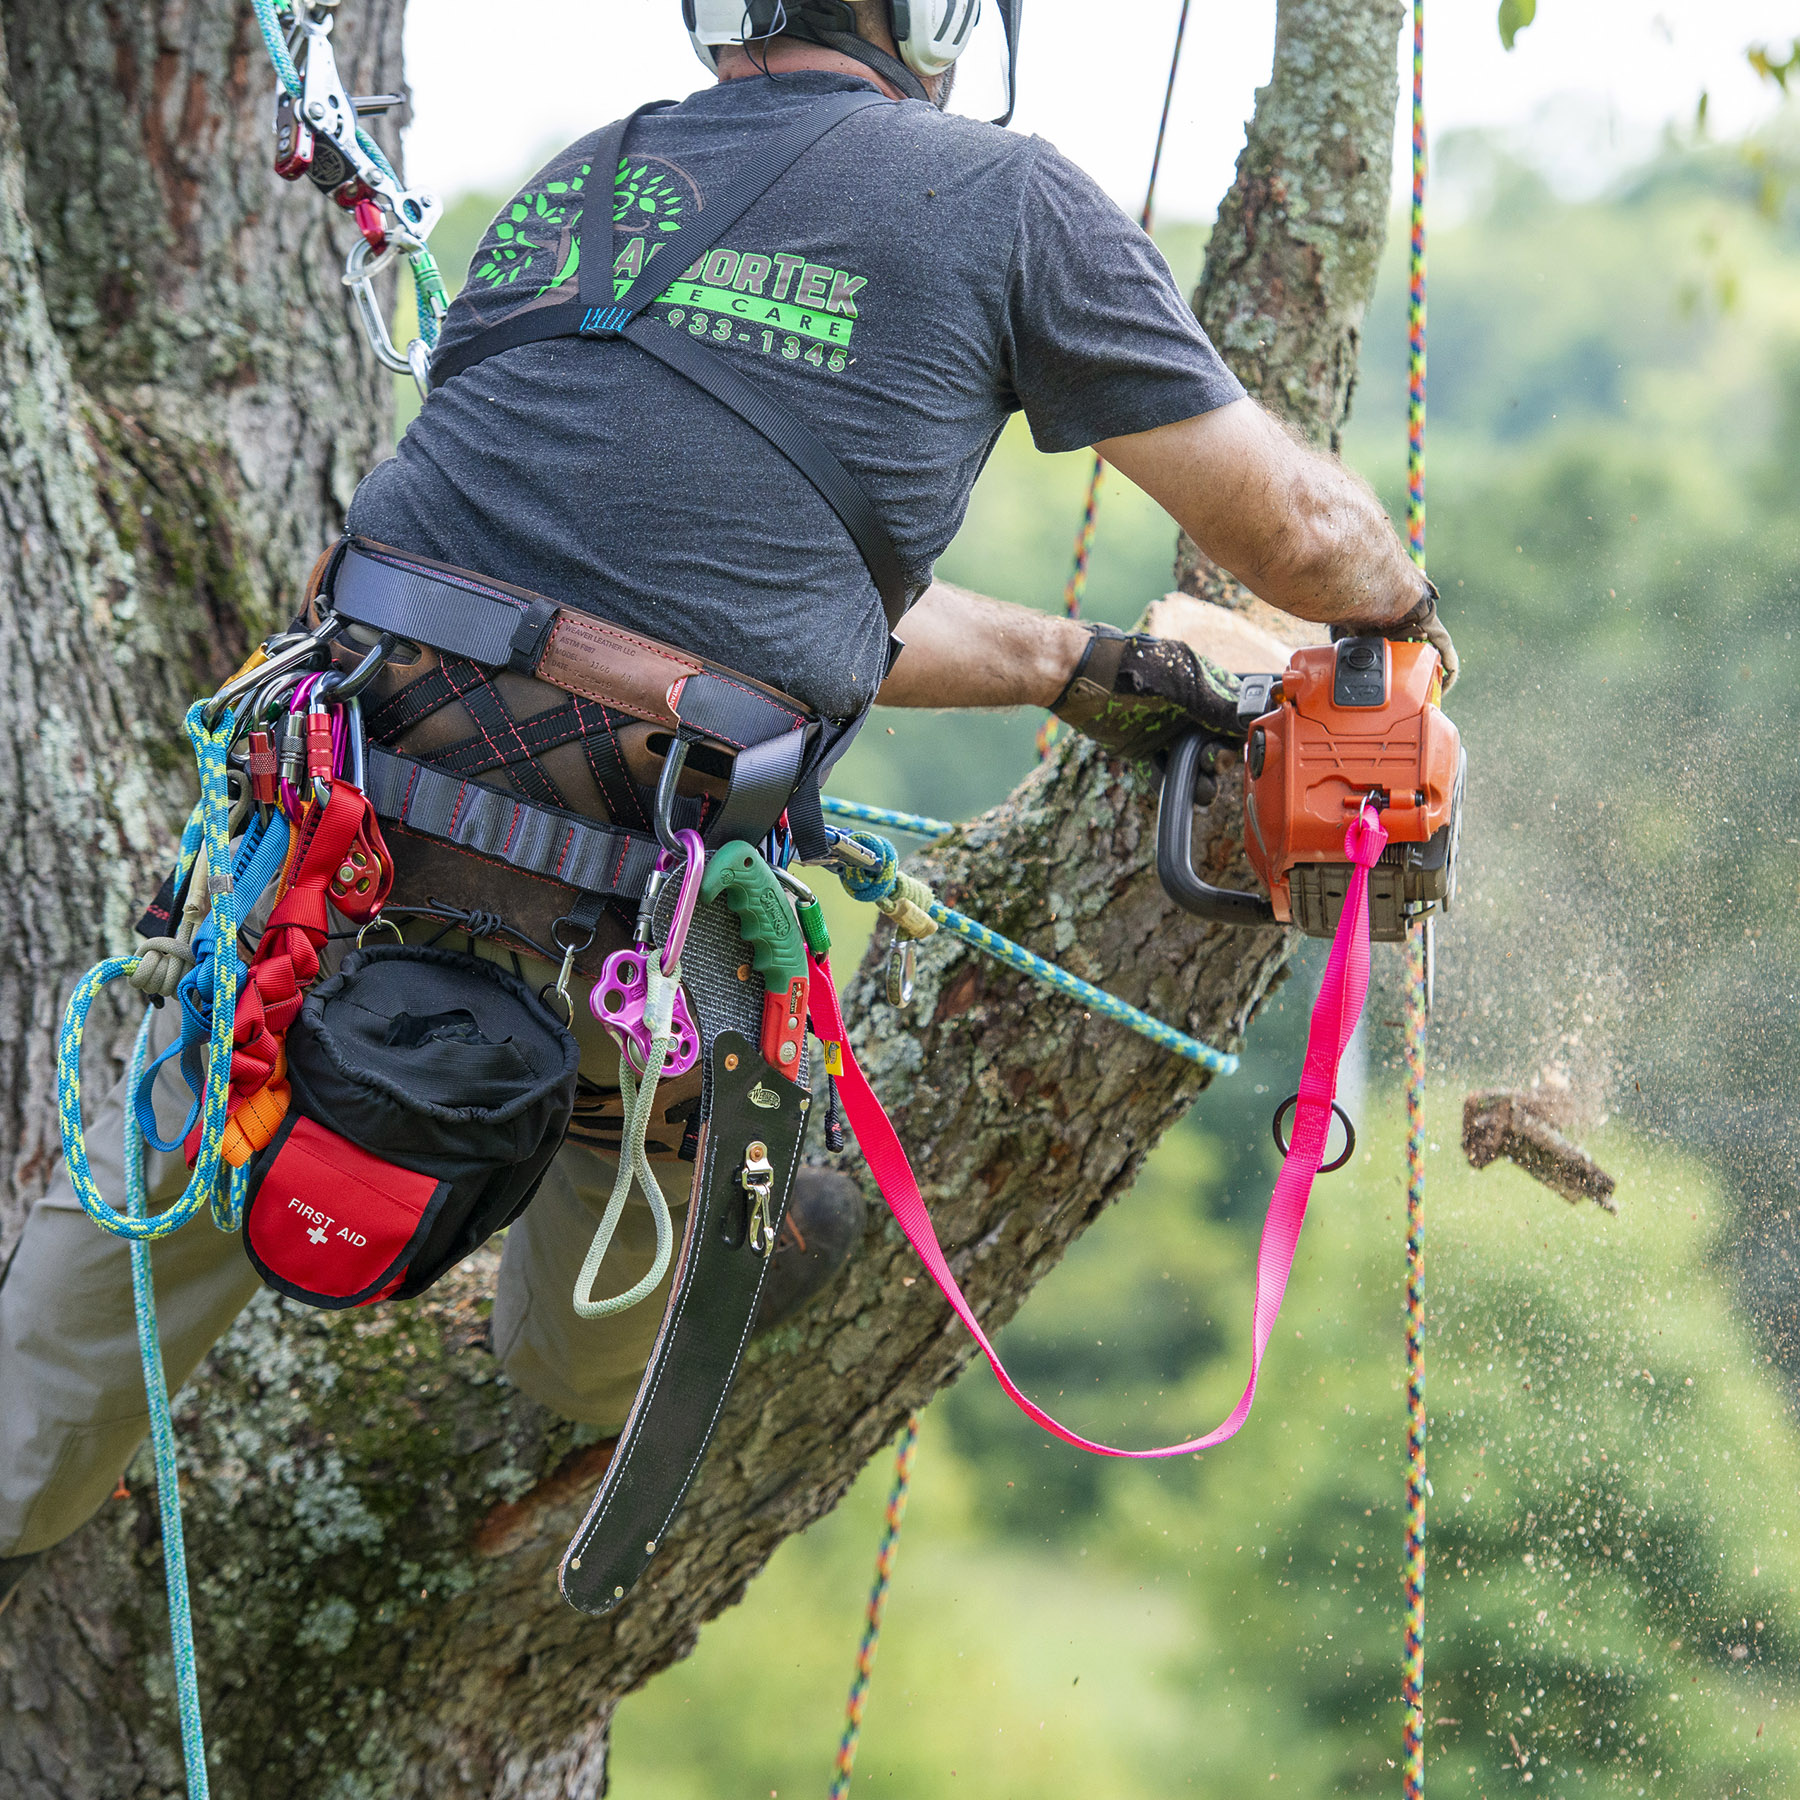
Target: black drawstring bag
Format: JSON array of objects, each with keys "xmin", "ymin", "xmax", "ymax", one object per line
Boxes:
[{"xmin": 243, "ymin": 945, "xmax": 579, "ymax": 1309}]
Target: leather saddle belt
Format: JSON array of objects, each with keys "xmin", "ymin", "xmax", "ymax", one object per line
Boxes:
[{"xmin": 326, "ymin": 537, "xmax": 826, "ymax": 852}]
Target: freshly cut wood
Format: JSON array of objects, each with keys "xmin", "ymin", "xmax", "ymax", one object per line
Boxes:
[
  {"xmin": 1145, "ymin": 593, "xmax": 1327, "ymax": 669},
  {"xmin": 1462, "ymin": 1090, "xmax": 1619, "ymax": 1212}
]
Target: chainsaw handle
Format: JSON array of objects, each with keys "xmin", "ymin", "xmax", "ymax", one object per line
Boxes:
[{"xmin": 1154, "ymin": 733, "xmax": 1277, "ymax": 927}]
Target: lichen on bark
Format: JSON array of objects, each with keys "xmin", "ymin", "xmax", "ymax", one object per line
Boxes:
[{"xmin": 0, "ymin": 1, "xmax": 1405, "ymax": 1791}]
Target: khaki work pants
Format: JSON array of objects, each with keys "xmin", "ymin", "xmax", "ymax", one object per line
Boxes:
[{"xmin": 0, "ymin": 981, "xmax": 688, "ymax": 1561}]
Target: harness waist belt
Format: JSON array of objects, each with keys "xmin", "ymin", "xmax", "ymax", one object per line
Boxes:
[
  {"xmin": 363, "ymin": 748, "xmax": 662, "ymax": 900},
  {"xmin": 331, "ymin": 538, "xmax": 817, "ymax": 753}
]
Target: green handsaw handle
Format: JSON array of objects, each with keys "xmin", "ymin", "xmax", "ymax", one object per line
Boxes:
[{"xmin": 699, "ymin": 841, "xmax": 808, "ymax": 989}]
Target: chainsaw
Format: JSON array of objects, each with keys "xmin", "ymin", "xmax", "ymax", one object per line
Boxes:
[{"xmin": 1156, "ymin": 636, "xmax": 1465, "ymax": 943}]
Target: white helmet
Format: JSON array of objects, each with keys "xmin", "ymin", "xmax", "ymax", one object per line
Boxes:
[{"xmin": 682, "ymin": 0, "xmax": 1021, "ymax": 122}]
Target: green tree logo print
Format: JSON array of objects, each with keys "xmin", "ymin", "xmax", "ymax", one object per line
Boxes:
[
  {"xmin": 471, "ymin": 165, "xmax": 589, "ymax": 291},
  {"xmin": 614, "ymin": 160, "xmax": 689, "ymax": 236},
  {"xmin": 469, "ymin": 156, "xmax": 695, "ymax": 299}
]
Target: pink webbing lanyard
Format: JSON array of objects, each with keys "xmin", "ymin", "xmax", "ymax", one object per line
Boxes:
[{"xmin": 807, "ymin": 808, "xmax": 1389, "ymax": 1457}]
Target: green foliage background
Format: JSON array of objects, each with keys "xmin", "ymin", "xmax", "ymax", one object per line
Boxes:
[{"xmin": 398, "ymin": 114, "xmax": 1800, "ymax": 1795}]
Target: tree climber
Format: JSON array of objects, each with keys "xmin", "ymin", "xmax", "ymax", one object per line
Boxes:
[{"xmin": 0, "ymin": 0, "xmax": 1453, "ymax": 1613}]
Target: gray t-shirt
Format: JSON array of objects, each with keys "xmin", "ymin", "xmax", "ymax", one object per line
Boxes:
[{"xmin": 349, "ymin": 72, "xmax": 1244, "ymax": 719}]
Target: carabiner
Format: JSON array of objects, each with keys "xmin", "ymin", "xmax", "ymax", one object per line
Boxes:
[
  {"xmin": 202, "ymin": 611, "xmax": 340, "ymax": 727},
  {"xmin": 316, "ymin": 629, "xmax": 398, "ymax": 705},
  {"xmin": 652, "ymin": 736, "xmax": 691, "ymax": 856},
  {"xmin": 659, "ymin": 828, "xmax": 706, "ymax": 977}
]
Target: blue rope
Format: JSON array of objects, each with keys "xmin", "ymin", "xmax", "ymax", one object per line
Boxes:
[
  {"xmin": 820, "ymin": 796, "xmax": 955, "ymax": 839},
  {"xmin": 830, "ymin": 829, "xmax": 1238, "ymax": 1077},
  {"xmin": 124, "ymin": 1011, "xmax": 212, "ymax": 1799},
  {"xmin": 58, "ymin": 703, "xmax": 241, "ymax": 1242}
]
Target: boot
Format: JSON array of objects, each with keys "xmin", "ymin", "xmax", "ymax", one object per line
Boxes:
[{"xmin": 753, "ymin": 1166, "xmax": 866, "ymax": 1334}]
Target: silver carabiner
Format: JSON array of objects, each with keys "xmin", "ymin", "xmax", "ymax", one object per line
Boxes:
[
  {"xmin": 344, "ymin": 239, "xmax": 431, "ymax": 397},
  {"xmin": 202, "ymin": 611, "xmax": 340, "ymax": 728},
  {"xmin": 886, "ymin": 934, "xmax": 916, "ymax": 1010}
]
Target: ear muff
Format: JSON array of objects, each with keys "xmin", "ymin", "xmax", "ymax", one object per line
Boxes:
[{"xmin": 889, "ymin": 0, "xmax": 982, "ymax": 79}]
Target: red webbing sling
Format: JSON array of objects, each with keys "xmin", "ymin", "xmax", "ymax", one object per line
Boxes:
[{"xmin": 807, "ymin": 808, "xmax": 1389, "ymax": 1456}]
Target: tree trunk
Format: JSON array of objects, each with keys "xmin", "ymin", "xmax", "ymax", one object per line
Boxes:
[{"xmin": 0, "ymin": 2, "xmax": 1401, "ymax": 1792}]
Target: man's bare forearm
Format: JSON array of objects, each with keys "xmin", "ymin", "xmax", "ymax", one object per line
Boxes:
[
  {"xmin": 1097, "ymin": 400, "xmax": 1423, "ymax": 627},
  {"xmin": 878, "ymin": 581, "xmax": 1088, "ymax": 709}
]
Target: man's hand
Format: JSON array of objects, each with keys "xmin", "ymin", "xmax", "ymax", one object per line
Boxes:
[
  {"xmin": 1049, "ymin": 624, "xmax": 1243, "ymax": 766},
  {"xmin": 1334, "ymin": 580, "xmax": 1459, "ymax": 691}
]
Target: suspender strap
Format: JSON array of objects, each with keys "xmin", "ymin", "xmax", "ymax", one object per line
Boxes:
[
  {"xmin": 363, "ymin": 748, "xmax": 662, "ymax": 899},
  {"xmin": 428, "ymin": 95, "xmax": 912, "ymax": 632},
  {"xmin": 579, "ymin": 93, "xmax": 887, "ymax": 326},
  {"xmin": 616, "ymin": 314, "xmax": 907, "ymax": 629}
]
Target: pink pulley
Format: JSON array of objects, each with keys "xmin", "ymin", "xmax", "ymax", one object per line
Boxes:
[
  {"xmin": 589, "ymin": 827, "xmax": 705, "ymax": 1078},
  {"xmin": 590, "ymin": 948, "xmax": 701, "ymax": 1078}
]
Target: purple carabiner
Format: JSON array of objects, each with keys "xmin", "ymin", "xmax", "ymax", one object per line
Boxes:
[
  {"xmin": 587, "ymin": 829, "xmax": 707, "ymax": 1079},
  {"xmin": 659, "ymin": 827, "xmax": 706, "ymax": 975}
]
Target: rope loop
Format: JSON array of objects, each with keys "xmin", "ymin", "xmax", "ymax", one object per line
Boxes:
[{"xmin": 56, "ymin": 702, "xmax": 242, "ymax": 1244}]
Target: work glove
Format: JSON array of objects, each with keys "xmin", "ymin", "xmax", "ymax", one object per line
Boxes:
[
  {"xmin": 1333, "ymin": 577, "xmax": 1459, "ymax": 693},
  {"xmin": 1050, "ymin": 623, "xmax": 1245, "ymax": 785}
]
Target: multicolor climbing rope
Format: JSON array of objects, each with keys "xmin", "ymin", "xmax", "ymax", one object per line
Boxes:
[
  {"xmin": 1036, "ymin": 0, "xmax": 1192, "ymax": 762},
  {"xmin": 1401, "ymin": 0, "xmax": 1430, "ymax": 1791},
  {"xmin": 57, "ymin": 703, "xmax": 243, "ymax": 1244},
  {"xmin": 1401, "ymin": 929, "xmax": 1428, "ymax": 1796},
  {"xmin": 828, "ymin": 828, "xmax": 1238, "ymax": 1077},
  {"xmin": 828, "ymin": 1416, "xmax": 919, "ymax": 1800}
]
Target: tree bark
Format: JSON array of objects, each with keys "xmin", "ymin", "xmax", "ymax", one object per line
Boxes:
[{"xmin": 0, "ymin": 2, "xmax": 1401, "ymax": 1792}]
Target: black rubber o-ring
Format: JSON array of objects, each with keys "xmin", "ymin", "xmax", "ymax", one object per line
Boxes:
[{"xmin": 1271, "ymin": 1094, "xmax": 1357, "ymax": 1173}]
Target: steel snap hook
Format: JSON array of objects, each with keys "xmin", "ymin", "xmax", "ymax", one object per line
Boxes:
[{"xmin": 652, "ymin": 737, "xmax": 692, "ymax": 856}]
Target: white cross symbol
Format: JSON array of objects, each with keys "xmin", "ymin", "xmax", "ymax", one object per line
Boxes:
[{"xmin": 307, "ymin": 1226, "xmax": 328, "ymax": 1245}]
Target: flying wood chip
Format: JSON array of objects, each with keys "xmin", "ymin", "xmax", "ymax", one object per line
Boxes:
[{"xmin": 1461, "ymin": 1090, "xmax": 1618, "ymax": 1213}]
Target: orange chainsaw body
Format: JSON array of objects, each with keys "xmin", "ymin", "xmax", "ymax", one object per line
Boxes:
[{"xmin": 1241, "ymin": 639, "xmax": 1463, "ymax": 941}]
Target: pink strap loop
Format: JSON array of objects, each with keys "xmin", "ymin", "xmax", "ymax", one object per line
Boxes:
[{"xmin": 809, "ymin": 810, "xmax": 1389, "ymax": 1458}]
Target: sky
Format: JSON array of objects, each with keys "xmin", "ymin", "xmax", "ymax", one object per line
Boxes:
[{"xmin": 402, "ymin": 0, "xmax": 1800, "ymax": 219}]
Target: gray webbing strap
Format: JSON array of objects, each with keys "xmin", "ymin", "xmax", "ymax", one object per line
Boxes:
[{"xmin": 364, "ymin": 747, "xmax": 660, "ymax": 898}]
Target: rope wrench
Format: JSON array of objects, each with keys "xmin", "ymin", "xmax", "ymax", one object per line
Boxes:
[{"xmin": 258, "ymin": 0, "xmax": 447, "ymax": 393}]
